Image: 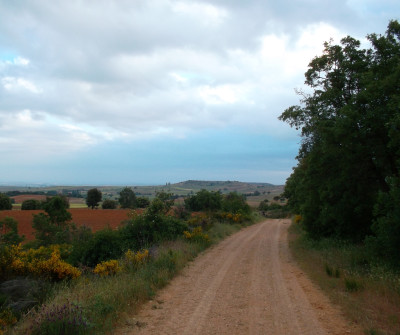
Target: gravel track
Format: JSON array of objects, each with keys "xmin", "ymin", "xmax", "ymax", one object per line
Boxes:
[{"xmin": 115, "ymin": 219, "xmax": 362, "ymax": 335}]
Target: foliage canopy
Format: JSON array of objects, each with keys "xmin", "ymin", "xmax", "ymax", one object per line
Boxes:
[
  {"xmin": 86, "ymin": 188, "xmax": 102, "ymax": 209},
  {"xmin": 280, "ymin": 21, "xmax": 400, "ymax": 263}
]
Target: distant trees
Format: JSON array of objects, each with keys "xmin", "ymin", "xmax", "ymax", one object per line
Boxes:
[
  {"xmin": 86, "ymin": 188, "xmax": 102, "ymax": 209},
  {"xmin": 118, "ymin": 187, "xmax": 137, "ymax": 209},
  {"xmin": 184, "ymin": 189, "xmax": 250, "ymax": 214},
  {"xmin": 0, "ymin": 194, "xmax": 12, "ymax": 210},
  {"xmin": 280, "ymin": 21, "xmax": 400, "ymax": 262}
]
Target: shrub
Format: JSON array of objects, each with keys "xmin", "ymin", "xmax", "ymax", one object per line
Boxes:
[
  {"xmin": 215, "ymin": 212, "xmax": 245, "ymax": 224},
  {"xmin": 184, "ymin": 189, "xmax": 222, "ymax": 212},
  {"xmin": 21, "ymin": 199, "xmax": 42, "ymax": 210},
  {"xmin": 123, "ymin": 249, "xmax": 149, "ymax": 270},
  {"xmin": 93, "ymin": 260, "xmax": 121, "ymax": 277},
  {"xmin": 187, "ymin": 212, "xmax": 214, "ymax": 230},
  {"xmin": 29, "ymin": 301, "xmax": 91, "ymax": 335},
  {"xmin": 222, "ymin": 192, "xmax": 250, "ymax": 214},
  {"xmin": 120, "ymin": 210, "xmax": 188, "ymax": 250},
  {"xmin": 183, "ymin": 227, "xmax": 210, "ymax": 245},
  {"xmin": 1, "ymin": 244, "xmax": 81, "ymax": 281},
  {"xmin": 136, "ymin": 196, "xmax": 150, "ymax": 208},
  {"xmin": 258, "ymin": 199, "xmax": 269, "ymax": 211},
  {"xmin": 101, "ymin": 199, "xmax": 117, "ymax": 209},
  {"xmin": 294, "ymin": 215, "xmax": 302, "ymax": 224},
  {"xmin": 74, "ymin": 228, "xmax": 122, "ymax": 267},
  {"xmin": 0, "ymin": 194, "xmax": 12, "ymax": 210},
  {"xmin": 0, "ymin": 217, "xmax": 24, "ymax": 246}
]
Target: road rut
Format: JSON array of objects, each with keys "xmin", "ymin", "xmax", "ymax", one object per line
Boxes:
[{"xmin": 115, "ymin": 219, "xmax": 362, "ymax": 335}]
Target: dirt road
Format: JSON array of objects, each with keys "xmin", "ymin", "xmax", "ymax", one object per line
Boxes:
[{"xmin": 116, "ymin": 219, "xmax": 362, "ymax": 334}]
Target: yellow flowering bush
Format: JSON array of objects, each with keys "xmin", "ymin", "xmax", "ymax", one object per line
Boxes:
[
  {"xmin": 93, "ymin": 260, "xmax": 121, "ymax": 277},
  {"xmin": 294, "ymin": 215, "xmax": 302, "ymax": 224},
  {"xmin": 33, "ymin": 249, "xmax": 81, "ymax": 280},
  {"xmin": 0, "ymin": 244, "xmax": 80, "ymax": 281},
  {"xmin": 216, "ymin": 212, "xmax": 244, "ymax": 224},
  {"xmin": 187, "ymin": 213, "xmax": 213, "ymax": 230},
  {"xmin": 123, "ymin": 249, "xmax": 149, "ymax": 269},
  {"xmin": 183, "ymin": 227, "xmax": 210, "ymax": 244}
]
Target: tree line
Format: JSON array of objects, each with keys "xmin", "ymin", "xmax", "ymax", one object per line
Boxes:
[{"xmin": 280, "ymin": 20, "xmax": 400, "ymax": 266}]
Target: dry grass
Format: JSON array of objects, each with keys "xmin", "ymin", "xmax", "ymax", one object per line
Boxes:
[{"xmin": 288, "ymin": 222, "xmax": 400, "ymax": 335}]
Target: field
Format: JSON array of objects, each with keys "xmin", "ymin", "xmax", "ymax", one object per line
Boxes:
[
  {"xmin": 0, "ymin": 209, "xmax": 132, "ymax": 241},
  {"xmin": 1, "ymin": 180, "xmax": 283, "ymax": 200}
]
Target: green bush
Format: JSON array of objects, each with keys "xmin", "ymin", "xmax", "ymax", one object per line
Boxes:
[
  {"xmin": 119, "ymin": 212, "xmax": 188, "ymax": 250},
  {"xmin": 136, "ymin": 196, "xmax": 150, "ymax": 208},
  {"xmin": 73, "ymin": 228, "xmax": 122, "ymax": 267},
  {"xmin": 0, "ymin": 194, "xmax": 12, "ymax": 210},
  {"xmin": 21, "ymin": 199, "xmax": 42, "ymax": 210},
  {"xmin": 222, "ymin": 192, "xmax": 250, "ymax": 214},
  {"xmin": 184, "ymin": 189, "xmax": 222, "ymax": 212},
  {"xmin": 101, "ymin": 199, "xmax": 117, "ymax": 209},
  {"xmin": 0, "ymin": 217, "xmax": 24, "ymax": 246}
]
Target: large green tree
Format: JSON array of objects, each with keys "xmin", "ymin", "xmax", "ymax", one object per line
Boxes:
[
  {"xmin": 86, "ymin": 188, "xmax": 102, "ymax": 209},
  {"xmin": 118, "ymin": 187, "xmax": 137, "ymax": 209},
  {"xmin": 280, "ymin": 21, "xmax": 400, "ymax": 242}
]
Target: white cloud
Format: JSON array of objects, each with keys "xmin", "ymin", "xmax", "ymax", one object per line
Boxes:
[
  {"xmin": 2, "ymin": 77, "xmax": 41, "ymax": 94},
  {"xmin": 0, "ymin": 0, "xmax": 396, "ymax": 183},
  {"xmin": 171, "ymin": 1, "xmax": 228, "ymax": 26}
]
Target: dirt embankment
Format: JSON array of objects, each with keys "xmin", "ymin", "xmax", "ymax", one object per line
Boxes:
[{"xmin": 115, "ymin": 220, "xmax": 362, "ymax": 335}]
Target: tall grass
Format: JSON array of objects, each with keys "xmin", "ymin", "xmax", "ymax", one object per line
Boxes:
[
  {"xmin": 13, "ymin": 222, "xmax": 244, "ymax": 334},
  {"xmin": 289, "ymin": 221, "xmax": 400, "ymax": 335}
]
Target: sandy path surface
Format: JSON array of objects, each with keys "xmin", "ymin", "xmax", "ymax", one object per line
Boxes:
[{"xmin": 115, "ymin": 219, "xmax": 362, "ymax": 335}]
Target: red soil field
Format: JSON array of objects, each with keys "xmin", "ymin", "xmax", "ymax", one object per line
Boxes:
[{"xmin": 0, "ymin": 209, "xmax": 133, "ymax": 241}]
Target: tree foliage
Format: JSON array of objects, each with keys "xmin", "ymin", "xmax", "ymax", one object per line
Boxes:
[
  {"xmin": 118, "ymin": 187, "xmax": 137, "ymax": 209},
  {"xmin": 184, "ymin": 189, "xmax": 222, "ymax": 212},
  {"xmin": 86, "ymin": 188, "xmax": 102, "ymax": 209},
  {"xmin": 222, "ymin": 192, "xmax": 251, "ymax": 214},
  {"xmin": 21, "ymin": 199, "xmax": 42, "ymax": 210},
  {"xmin": 32, "ymin": 196, "xmax": 73, "ymax": 246},
  {"xmin": 102, "ymin": 199, "xmax": 117, "ymax": 209},
  {"xmin": 0, "ymin": 194, "xmax": 12, "ymax": 210},
  {"xmin": 280, "ymin": 20, "xmax": 400, "ymax": 249},
  {"xmin": 0, "ymin": 217, "xmax": 24, "ymax": 245}
]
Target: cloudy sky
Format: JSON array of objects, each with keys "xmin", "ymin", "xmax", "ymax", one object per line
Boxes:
[{"xmin": 0, "ymin": 1, "xmax": 398, "ymax": 186}]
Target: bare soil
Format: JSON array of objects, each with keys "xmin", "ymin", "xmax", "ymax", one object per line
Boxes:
[
  {"xmin": 115, "ymin": 219, "xmax": 362, "ymax": 335},
  {"xmin": 0, "ymin": 209, "xmax": 132, "ymax": 240}
]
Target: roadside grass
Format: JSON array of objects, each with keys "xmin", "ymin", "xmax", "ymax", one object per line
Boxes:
[
  {"xmin": 288, "ymin": 221, "xmax": 400, "ymax": 335},
  {"xmin": 12, "ymin": 222, "xmax": 245, "ymax": 334}
]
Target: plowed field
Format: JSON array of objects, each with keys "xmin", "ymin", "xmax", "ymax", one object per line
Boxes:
[{"xmin": 0, "ymin": 209, "xmax": 133, "ymax": 240}]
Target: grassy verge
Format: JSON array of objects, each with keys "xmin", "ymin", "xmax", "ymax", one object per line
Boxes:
[
  {"xmin": 288, "ymin": 221, "xmax": 400, "ymax": 335},
  {"xmin": 12, "ymin": 222, "xmax": 245, "ymax": 334}
]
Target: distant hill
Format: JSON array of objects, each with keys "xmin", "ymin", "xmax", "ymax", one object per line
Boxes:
[{"xmin": 0, "ymin": 180, "xmax": 284, "ymax": 201}]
